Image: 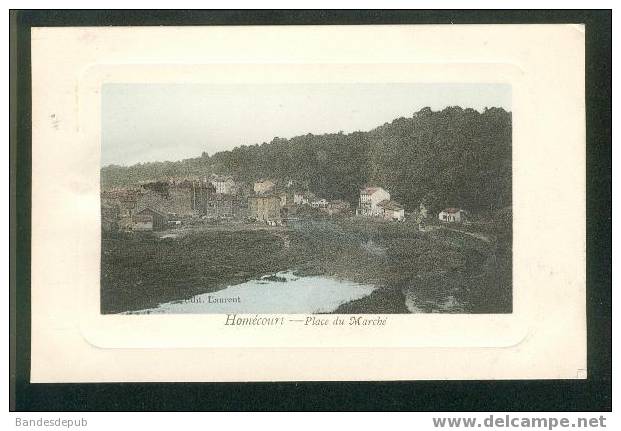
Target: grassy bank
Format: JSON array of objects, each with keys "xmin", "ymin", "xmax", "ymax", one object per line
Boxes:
[
  {"xmin": 101, "ymin": 229, "xmax": 295, "ymax": 313},
  {"xmin": 289, "ymin": 218, "xmax": 511, "ymax": 314},
  {"xmin": 101, "ymin": 218, "xmax": 511, "ymax": 314}
]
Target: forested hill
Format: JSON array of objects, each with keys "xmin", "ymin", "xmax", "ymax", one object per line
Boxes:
[{"xmin": 101, "ymin": 106, "xmax": 512, "ymax": 214}]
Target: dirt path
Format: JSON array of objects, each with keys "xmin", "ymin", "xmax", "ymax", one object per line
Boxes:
[
  {"xmin": 421, "ymin": 224, "xmax": 494, "ymax": 244},
  {"xmin": 445, "ymin": 228, "xmax": 494, "ymax": 243}
]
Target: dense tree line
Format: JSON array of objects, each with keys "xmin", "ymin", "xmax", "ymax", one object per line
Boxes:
[{"xmin": 101, "ymin": 106, "xmax": 511, "ymax": 214}]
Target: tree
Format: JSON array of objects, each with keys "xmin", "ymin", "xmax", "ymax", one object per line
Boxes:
[{"xmin": 101, "ymin": 107, "xmax": 512, "ymax": 214}]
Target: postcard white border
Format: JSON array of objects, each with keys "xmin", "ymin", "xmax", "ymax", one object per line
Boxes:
[{"xmin": 31, "ymin": 25, "xmax": 586, "ymax": 381}]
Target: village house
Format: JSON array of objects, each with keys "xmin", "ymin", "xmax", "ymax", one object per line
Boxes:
[
  {"xmin": 166, "ymin": 175, "xmax": 202, "ymax": 185},
  {"xmin": 311, "ymin": 198, "xmax": 329, "ymax": 209},
  {"xmin": 293, "ymin": 193, "xmax": 306, "ymax": 205},
  {"xmin": 356, "ymin": 186, "xmax": 391, "ymax": 217},
  {"xmin": 293, "ymin": 191, "xmax": 315, "ymax": 205},
  {"xmin": 248, "ymin": 195, "xmax": 281, "ymax": 223},
  {"xmin": 378, "ymin": 200, "xmax": 405, "ymax": 221},
  {"xmin": 322, "ymin": 199, "xmax": 351, "ymax": 216},
  {"xmin": 254, "ymin": 179, "xmax": 276, "ymax": 195},
  {"xmin": 132, "ymin": 207, "xmax": 168, "ymax": 231},
  {"xmin": 438, "ymin": 208, "xmax": 467, "ymax": 223},
  {"xmin": 210, "ymin": 175, "xmax": 237, "ymax": 195},
  {"xmin": 136, "ymin": 180, "xmax": 206, "ymax": 219}
]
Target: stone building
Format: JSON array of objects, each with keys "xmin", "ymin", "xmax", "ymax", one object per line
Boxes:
[
  {"xmin": 201, "ymin": 194, "xmax": 248, "ymax": 219},
  {"xmin": 356, "ymin": 187, "xmax": 391, "ymax": 217},
  {"xmin": 248, "ymin": 195, "xmax": 281, "ymax": 222},
  {"xmin": 136, "ymin": 180, "xmax": 211, "ymax": 219}
]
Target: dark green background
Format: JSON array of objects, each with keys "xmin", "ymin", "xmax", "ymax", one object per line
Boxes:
[{"xmin": 10, "ymin": 9, "xmax": 611, "ymax": 411}]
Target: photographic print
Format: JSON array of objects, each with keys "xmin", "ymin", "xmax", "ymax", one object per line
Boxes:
[
  {"xmin": 28, "ymin": 23, "xmax": 588, "ymax": 383},
  {"xmin": 100, "ymin": 83, "xmax": 512, "ymax": 315}
]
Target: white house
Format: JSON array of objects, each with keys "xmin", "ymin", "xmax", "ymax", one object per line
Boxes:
[
  {"xmin": 254, "ymin": 179, "xmax": 276, "ymax": 195},
  {"xmin": 356, "ymin": 187, "xmax": 391, "ymax": 217},
  {"xmin": 438, "ymin": 208, "xmax": 466, "ymax": 223},
  {"xmin": 210, "ymin": 175, "xmax": 236, "ymax": 195},
  {"xmin": 378, "ymin": 200, "xmax": 405, "ymax": 221}
]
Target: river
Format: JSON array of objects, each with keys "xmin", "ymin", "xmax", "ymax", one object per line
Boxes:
[{"xmin": 124, "ymin": 270, "xmax": 377, "ymax": 314}]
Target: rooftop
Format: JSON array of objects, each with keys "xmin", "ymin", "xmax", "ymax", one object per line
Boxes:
[
  {"xmin": 378, "ymin": 200, "xmax": 404, "ymax": 210},
  {"xmin": 361, "ymin": 187, "xmax": 382, "ymax": 195},
  {"xmin": 136, "ymin": 207, "xmax": 167, "ymax": 217}
]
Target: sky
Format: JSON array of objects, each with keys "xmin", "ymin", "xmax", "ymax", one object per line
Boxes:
[{"xmin": 101, "ymin": 83, "xmax": 511, "ymax": 167}]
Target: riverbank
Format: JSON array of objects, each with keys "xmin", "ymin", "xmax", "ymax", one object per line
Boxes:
[
  {"xmin": 101, "ymin": 218, "xmax": 511, "ymax": 314},
  {"xmin": 101, "ymin": 228, "xmax": 295, "ymax": 313}
]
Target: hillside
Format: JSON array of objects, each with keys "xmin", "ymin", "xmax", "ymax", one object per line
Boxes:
[{"xmin": 101, "ymin": 106, "xmax": 512, "ymax": 214}]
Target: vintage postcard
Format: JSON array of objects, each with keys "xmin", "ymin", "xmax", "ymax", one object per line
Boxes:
[{"xmin": 30, "ymin": 25, "xmax": 586, "ymax": 382}]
